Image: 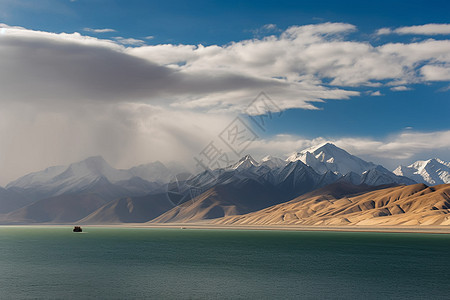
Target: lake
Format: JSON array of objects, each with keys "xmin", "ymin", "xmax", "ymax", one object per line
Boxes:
[{"xmin": 0, "ymin": 227, "xmax": 449, "ymax": 299}]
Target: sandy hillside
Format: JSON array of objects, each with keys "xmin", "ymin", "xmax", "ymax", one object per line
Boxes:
[{"xmin": 211, "ymin": 183, "xmax": 450, "ymax": 226}]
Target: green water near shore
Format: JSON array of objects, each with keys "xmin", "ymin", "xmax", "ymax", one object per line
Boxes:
[{"xmin": 1, "ymin": 227, "xmax": 449, "ymax": 299}]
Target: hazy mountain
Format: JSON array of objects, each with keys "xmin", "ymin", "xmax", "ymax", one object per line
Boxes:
[
  {"xmin": 394, "ymin": 158, "xmax": 450, "ymax": 185},
  {"xmin": 1, "ymin": 176, "xmax": 132, "ymax": 224},
  {"xmin": 114, "ymin": 177, "xmax": 164, "ymax": 196},
  {"xmin": 128, "ymin": 161, "xmax": 178, "ymax": 183},
  {"xmin": 0, "ymin": 187, "xmax": 32, "ymax": 214},
  {"xmin": 6, "ymin": 165, "xmax": 67, "ymax": 189},
  {"xmin": 79, "ymin": 193, "xmax": 175, "ymax": 224},
  {"xmin": 213, "ymin": 183, "xmax": 450, "ymax": 226},
  {"xmin": 5, "ymin": 156, "xmax": 175, "ymax": 202}
]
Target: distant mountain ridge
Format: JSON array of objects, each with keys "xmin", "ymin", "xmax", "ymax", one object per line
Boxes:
[
  {"xmin": 394, "ymin": 158, "xmax": 450, "ymax": 185},
  {"xmin": 148, "ymin": 144, "xmax": 414, "ymax": 224},
  {"xmin": 3, "ymin": 143, "xmax": 448, "ymax": 225},
  {"xmin": 286, "ymin": 143, "xmax": 415, "ymax": 186},
  {"xmin": 5, "ymin": 156, "xmax": 184, "ymax": 202},
  {"xmin": 7, "ymin": 156, "xmax": 182, "ymax": 189}
]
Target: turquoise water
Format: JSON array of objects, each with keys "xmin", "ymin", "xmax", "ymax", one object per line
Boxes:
[{"xmin": 1, "ymin": 227, "xmax": 450, "ymax": 299}]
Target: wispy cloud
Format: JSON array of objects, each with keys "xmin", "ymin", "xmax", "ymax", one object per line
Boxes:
[
  {"xmin": 84, "ymin": 27, "xmax": 116, "ymax": 33},
  {"xmin": 370, "ymin": 91, "xmax": 383, "ymax": 96},
  {"xmin": 249, "ymin": 23, "xmax": 282, "ymax": 38},
  {"xmin": 114, "ymin": 37, "xmax": 146, "ymax": 46},
  {"xmin": 377, "ymin": 23, "xmax": 450, "ymax": 35},
  {"xmin": 390, "ymin": 86, "xmax": 411, "ymax": 91}
]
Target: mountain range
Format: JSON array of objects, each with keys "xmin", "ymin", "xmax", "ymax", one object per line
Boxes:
[
  {"xmin": 1, "ymin": 142, "xmax": 449, "ymax": 225},
  {"xmin": 394, "ymin": 158, "xmax": 450, "ymax": 185}
]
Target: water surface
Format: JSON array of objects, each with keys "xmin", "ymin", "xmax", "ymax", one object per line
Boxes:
[{"xmin": 1, "ymin": 227, "xmax": 449, "ymax": 299}]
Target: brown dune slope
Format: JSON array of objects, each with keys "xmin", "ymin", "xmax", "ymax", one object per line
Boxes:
[
  {"xmin": 151, "ymin": 179, "xmax": 283, "ymax": 223},
  {"xmin": 212, "ymin": 183, "xmax": 450, "ymax": 226}
]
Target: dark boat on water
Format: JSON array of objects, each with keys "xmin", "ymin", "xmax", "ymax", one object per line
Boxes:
[{"xmin": 73, "ymin": 226, "xmax": 82, "ymax": 232}]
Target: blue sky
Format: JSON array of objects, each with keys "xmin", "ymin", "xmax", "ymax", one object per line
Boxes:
[
  {"xmin": 0, "ymin": 0, "xmax": 449, "ymax": 183},
  {"xmin": 2, "ymin": 0, "xmax": 449, "ymax": 43}
]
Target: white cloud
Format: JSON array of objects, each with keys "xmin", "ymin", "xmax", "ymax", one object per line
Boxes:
[
  {"xmin": 377, "ymin": 24, "xmax": 450, "ymax": 36},
  {"xmin": 114, "ymin": 37, "xmax": 146, "ymax": 46},
  {"xmin": 376, "ymin": 28, "xmax": 392, "ymax": 35},
  {"xmin": 421, "ymin": 64, "xmax": 450, "ymax": 81},
  {"xmin": 130, "ymin": 23, "xmax": 450, "ymax": 93},
  {"xmin": 390, "ymin": 86, "xmax": 411, "ymax": 91},
  {"xmin": 370, "ymin": 91, "xmax": 383, "ymax": 96},
  {"xmin": 2, "ymin": 22, "xmax": 449, "ymax": 113},
  {"xmin": 84, "ymin": 27, "xmax": 116, "ymax": 33},
  {"xmin": 395, "ymin": 24, "xmax": 450, "ymax": 35}
]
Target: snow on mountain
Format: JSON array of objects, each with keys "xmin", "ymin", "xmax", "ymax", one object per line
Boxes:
[
  {"xmin": 230, "ymin": 155, "xmax": 259, "ymax": 170},
  {"xmin": 361, "ymin": 165, "xmax": 414, "ymax": 186},
  {"xmin": 7, "ymin": 165, "xmax": 67, "ymax": 189},
  {"xmin": 19, "ymin": 156, "xmax": 132, "ymax": 196},
  {"xmin": 260, "ymin": 155, "xmax": 287, "ymax": 169},
  {"xmin": 53, "ymin": 156, "xmax": 131, "ymax": 183},
  {"xmin": 287, "ymin": 142, "xmax": 376, "ymax": 176},
  {"xmin": 6, "ymin": 144, "xmax": 420, "ymax": 209},
  {"xmin": 394, "ymin": 158, "xmax": 450, "ymax": 185},
  {"xmin": 189, "ymin": 143, "xmax": 415, "ymax": 191},
  {"xmin": 6, "ymin": 156, "xmax": 181, "ymax": 200},
  {"xmin": 2, "ymin": 145, "xmax": 426, "ymax": 224},
  {"xmin": 286, "ymin": 142, "xmax": 416, "ymax": 186}
]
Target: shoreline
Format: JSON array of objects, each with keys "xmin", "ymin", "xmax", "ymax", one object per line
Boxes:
[{"xmin": 2, "ymin": 223, "xmax": 450, "ymax": 234}]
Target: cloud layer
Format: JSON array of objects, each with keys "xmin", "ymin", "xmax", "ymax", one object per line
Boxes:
[
  {"xmin": 0, "ymin": 22, "xmax": 449, "ymax": 184},
  {"xmin": 1, "ymin": 22, "xmax": 450, "ymax": 112}
]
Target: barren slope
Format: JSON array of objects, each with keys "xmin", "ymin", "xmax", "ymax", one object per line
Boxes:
[{"xmin": 212, "ymin": 183, "xmax": 450, "ymax": 226}]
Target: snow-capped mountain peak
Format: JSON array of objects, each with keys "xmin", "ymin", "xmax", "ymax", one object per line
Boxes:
[
  {"xmin": 53, "ymin": 156, "xmax": 131, "ymax": 183},
  {"xmin": 287, "ymin": 143, "xmax": 376, "ymax": 176},
  {"xmin": 231, "ymin": 155, "xmax": 259, "ymax": 170},
  {"xmin": 394, "ymin": 158, "xmax": 450, "ymax": 185}
]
